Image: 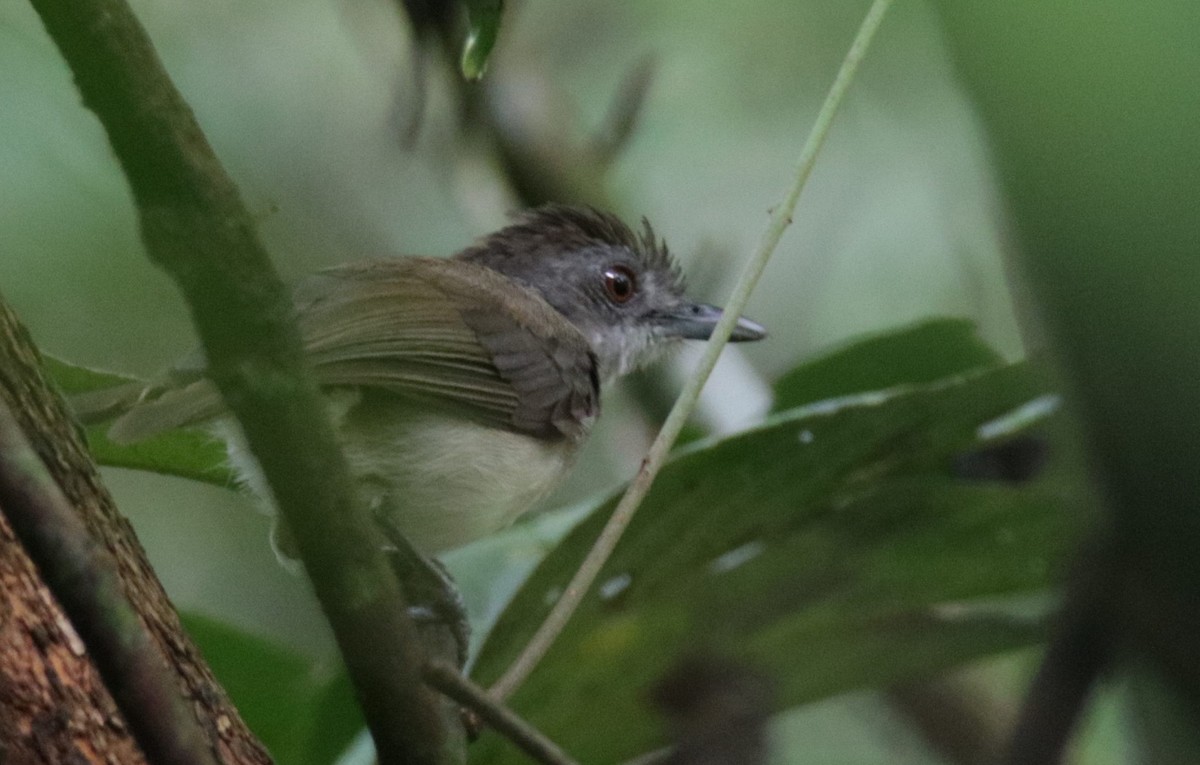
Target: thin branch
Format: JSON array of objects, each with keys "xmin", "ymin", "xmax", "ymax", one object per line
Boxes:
[
  {"xmin": 487, "ymin": 0, "xmax": 898, "ymax": 702},
  {"xmin": 476, "ymin": 54, "xmax": 655, "ymax": 208},
  {"xmin": 618, "ymin": 749, "xmax": 671, "ymax": 765},
  {"xmin": 423, "ymin": 662, "xmax": 580, "ymax": 765},
  {"xmin": 1005, "ymin": 541, "xmax": 1117, "ymax": 765},
  {"xmin": 591, "ymin": 55, "xmax": 658, "ymax": 165},
  {"xmin": 26, "ymin": 0, "xmax": 455, "ymax": 761},
  {"xmin": 1005, "ymin": 629, "xmax": 1107, "ymax": 765},
  {"xmin": 0, "ymin": 399, "xmax": 218, "ymax": 765},
  {"xmin": 888, "ymin": 677, "xmax": 1010, "ymax": 765}
]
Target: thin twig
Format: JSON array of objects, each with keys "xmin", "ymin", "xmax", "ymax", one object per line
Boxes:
[
  {"xmin": 618, "ymin": 748, "xmax": 671, "ymax": 765},
  {"xmin": 1005, "ymin": 541, "xmax": 1116, "ymax": 765},
  {"xmin": 888, "ymin": 677, "xmax": 1010, "ymax": 765},
  {"xmin": 488, "ymin": 0, "xmax": 898, "ymax": 702},
  {"xmin": 591, "ymin": 55, "xmax": 657, "ymax": 165},
  {"xmin": 26, "ymin": 0, "xmax": 455, "ymax": 761},
  {"xmin": 424, "ymin": 662, "xmax": 580, "ymax": 765},
  {"xmin": 0, "ymin": 399, "xmax": 218, "ymax": 765}
]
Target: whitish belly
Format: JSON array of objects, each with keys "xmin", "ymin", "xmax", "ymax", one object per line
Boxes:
[
  {"xmin": 340, "ymin": 411, "xmax": 575, "ymax": 553},
  {"xmin": 217, "ymin": 391, "xmax": 578, "ymax": 558}
]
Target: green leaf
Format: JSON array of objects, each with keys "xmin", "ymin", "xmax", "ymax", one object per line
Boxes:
[
  {"xmin": 44, "ymin": 355, "xmax": 235, "ymax": 487},
  {"xmin": 932, "ymin": 0, "xmax": 1200, "ymax": 720},
  {"xmin": 85, "ymin": 426, "xmax": 235, "ymax": 486},
  {"xmin": 470, "ymin": 364, "xmax": 1079, "ymax": 764},
  {"xmin": 182, "ymin": 613, "xmax": 360, "ymax": 765},
  {"xmin": 460, "ymin": 0, "xmax": 504, "ymax": 81},
  {"xmin": 43, "ymin": 354, "xmax": 140, "ymax": 394},
  {"xmin": 773, "ymin": 318, "xmax": 1003, "ymax": 412}
]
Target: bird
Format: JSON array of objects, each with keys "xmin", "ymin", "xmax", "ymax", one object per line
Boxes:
[{"xmin": 86, "ymin": 205, "xmax": 766, "ymax": 564}]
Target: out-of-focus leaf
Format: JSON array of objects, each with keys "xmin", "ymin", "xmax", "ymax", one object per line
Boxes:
[
  {"xmin": 470, "ymin": 363, "xmax": 1079, "ymax": 764},
  {"xmin": 83, "ymin": 426, "xmax": 234, "ymax": 486},
  {"xmin": 1127, "ymin": 663, "xmax": 1200, "ymax": 765},
  {"xmin": 932, "ymin": 0, "xmax": 1200, "ymax": 735},
  {"xmin": 773, "ymin": 317, "xmax": 1003, "ymax": 412},
  {"xmin": 460, "ymin": 0, "xmax": 503, "ymax": 81},
  {"xmin": 182, "ymin": 613, "xmax": 360, "ymax": 765},
  {"xmin": 45, "ymin": 355, "xmax": 234, "ymax": 486},
  {"xmin": 43, "ymin": 354, "xmax": 139, "ymax": 393}
]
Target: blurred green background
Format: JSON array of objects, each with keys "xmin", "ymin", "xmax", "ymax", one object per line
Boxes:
[{"xmin": 4, "ymin": 0, "xmax": 1180, "ymax": 762}]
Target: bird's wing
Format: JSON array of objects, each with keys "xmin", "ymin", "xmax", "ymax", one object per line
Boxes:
[
  {"xmin": 110, "ymin": 258, "xmax": 598, "ymax": 443},
  {"xmin": 299, "ymin": 257, "xmax": 598, "ymax": 440}
]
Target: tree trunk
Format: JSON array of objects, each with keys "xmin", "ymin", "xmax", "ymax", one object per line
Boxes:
[{"xmin": 0, "ymin": 296, "xmax": 272, "ymax": 765}]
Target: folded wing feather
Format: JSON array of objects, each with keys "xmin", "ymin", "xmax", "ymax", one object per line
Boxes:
[{"xmin": 108, "ymin": 258, "xmax": 598, "ymax": 444}]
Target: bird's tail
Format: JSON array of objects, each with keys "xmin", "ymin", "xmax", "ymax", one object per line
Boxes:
[
  {"xmin": 70, "ymin": 381, "xmax": 147, "ymax": 425},
  {"xmin": 70, "ymin": 379, "xmax": 224, "ymax": 443}
]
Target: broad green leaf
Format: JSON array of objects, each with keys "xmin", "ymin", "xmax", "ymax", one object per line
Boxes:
[
  {"xmin": 469, "ymin": 364, "xmax": 1079, "ymax": 764},
  {"xmin": 182, "ymin": 613, "xmax": 360, "ymax": 765},
  {"xmin": 933, "ymin": 0, "xmax": 1200, "ymax": 724},
  {"xmin": 773, "ymin": 317, "xmax": 1003, "ymax": 412},
  {"xmin": 46, "ymin": 355, "xmax": 233, "ymax": 486},
  {"xmin": 43, "ymin": 354, "xmax": 140, "ymax": 394},
  {"xmin": 460, "ymin": 0, "xmax": 503, "ymax": 81},
  {"xmin": 82, "ymin": 425, "xmax": 235, "ymax": 486}
]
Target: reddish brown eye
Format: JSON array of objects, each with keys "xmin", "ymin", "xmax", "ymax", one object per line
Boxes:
[{"xmin": 603, "ymin": 265, "xmax": 637, "ymax": 303}]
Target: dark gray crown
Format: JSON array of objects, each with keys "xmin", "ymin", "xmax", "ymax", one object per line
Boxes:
[{"xmin": 457, "ymin": 204, "xmax": 683, "ymax": 292}]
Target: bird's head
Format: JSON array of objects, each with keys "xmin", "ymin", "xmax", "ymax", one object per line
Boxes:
[{"xmin": 458, "ymin": 205, "xmax": 766, "ymax": 382}]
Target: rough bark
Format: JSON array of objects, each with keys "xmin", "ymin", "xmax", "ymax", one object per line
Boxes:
[
  {"xmin": 25, "ymin": 0, "xmax": 457, "ymax": 759},
  {"xmin": 0, "ymin": 297, "xmax": 272, "ymax": 765}
]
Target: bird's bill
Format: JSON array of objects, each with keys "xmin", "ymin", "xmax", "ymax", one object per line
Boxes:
[{"xmin": 658, "ymin": 303, "xmax": 767, "ymax": 342}]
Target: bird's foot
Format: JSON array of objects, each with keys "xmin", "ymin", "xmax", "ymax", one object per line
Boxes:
[{"xmin": 375, "ymin": 517, "xmax": 471, "ymax": 668}]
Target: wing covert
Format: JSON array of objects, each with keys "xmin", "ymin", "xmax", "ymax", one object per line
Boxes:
[{"xmin": 298, "ymin": 258, "xmax": 598, "ymax": 440}]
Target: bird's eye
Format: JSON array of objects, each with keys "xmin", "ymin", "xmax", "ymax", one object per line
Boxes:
[{"xmin": 602, "ymin": 265, "xmax": 637, "ymax": 304}]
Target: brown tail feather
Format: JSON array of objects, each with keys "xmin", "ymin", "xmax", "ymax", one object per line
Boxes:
[{"xmin": 106, "ymin": 380, "xmax": 225, "ymax": 443}]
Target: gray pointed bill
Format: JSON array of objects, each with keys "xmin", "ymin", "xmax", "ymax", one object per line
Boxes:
[{"xmin": 658, "ymin": 302, "xmax": 767, "ymax": 342}]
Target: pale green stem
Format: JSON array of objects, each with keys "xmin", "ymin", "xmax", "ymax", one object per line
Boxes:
[{"xmin": 489, "ymin": 0, "xmax": 898, "ymax": 702}]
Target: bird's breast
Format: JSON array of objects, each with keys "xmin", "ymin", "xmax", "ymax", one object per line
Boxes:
[
  {"xmin": 216, "ymin": 388, "xmax": 585, "ymax": 560},
  {"xmin": 333, "ymin": 391, "xmax": 582, "ymax": 553}
]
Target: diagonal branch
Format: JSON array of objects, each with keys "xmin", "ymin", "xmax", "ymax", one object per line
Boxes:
[
  {"xmin": 25, "ymin": 0, "xmax": 456, "ymax": 761},
  {"xmin": 488, "ymin": 0, "xmax": 898, "ymax": 702},
  {"xmin": 0, "ymin": 296, "xmax": 271, "ymax": 764},
  {"xmin": 1004, "ymin": 541, "xmax": 1117, "ymax": 765},
  {"xmin": 423, "ymin": 662, "xmax": 580, "ymax": 765}
]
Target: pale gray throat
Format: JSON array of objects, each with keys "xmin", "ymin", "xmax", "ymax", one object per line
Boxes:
[{"xmin": 586, "ymin": 324, "xmax": 675, "ymax": 384}]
